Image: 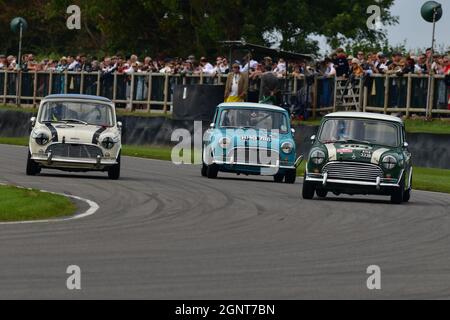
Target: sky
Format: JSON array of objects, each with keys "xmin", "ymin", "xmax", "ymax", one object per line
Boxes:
[
  {"xmin": 386, "ymin": 0, "xmax": 449, "ymax": 51},
  {"xmin": 314, "ymin": 0, "xmax": 449, "ymax": 55}
]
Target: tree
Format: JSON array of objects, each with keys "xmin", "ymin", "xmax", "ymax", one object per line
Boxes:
[{"xmin": 0, "ymin": 0, "xmax": 398, "ymax": 57}]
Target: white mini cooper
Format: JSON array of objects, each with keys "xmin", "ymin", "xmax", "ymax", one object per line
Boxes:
[{"xmin": 27, "ymin": 94, "xmax": 122, "ymax": 179}]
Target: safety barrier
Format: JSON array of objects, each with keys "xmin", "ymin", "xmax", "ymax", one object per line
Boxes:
[{"xmin": 0, "ymin": 70, "xmax": 448, "ymax": 117}]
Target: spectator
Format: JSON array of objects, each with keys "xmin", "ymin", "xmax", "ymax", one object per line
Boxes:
[
  {"xmin": 259, "ymin": 64, "xmax": 279, "ymax": 105},
  {"xmin": 415, "ymin": 54, "xmax": 428, "ymax": 74},
  {"xmin": 350, "ymin": 58, "xmax": 364, "ymax": 77},
  {"xmin": 224, "ymin": 63, "xmax": 248, "ymax": 102},
  {"xmin": 0, "ymin": 55, "xmax": 6, "ymax": 69},
  {"xmin": 200, "ymin": 57, "xmax": 214, "ymax": 75},
  {"xmin": 333, "ymin": 48, "xmax": 350, "ymax": 78}
]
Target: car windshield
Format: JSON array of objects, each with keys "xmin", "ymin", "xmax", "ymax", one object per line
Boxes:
[
  {"xmin": 39, "ymin": 101, "xmax": 114, "ymax": 127},
  {"xmin": 219, "ymin": 108, "xmax": 288, "ymax": 133},
  {"xmin": 319, "ymin": 118, "xmax": 400, "ymax": 147}
]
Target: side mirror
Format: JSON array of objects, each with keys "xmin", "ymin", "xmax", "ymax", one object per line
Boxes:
[
  {"xmin": 310, "ymin": 135, "xmax": 316, "ymax": 143},
  {"xmin": 210, "ymin": 123, "xmax": 215, "ymax": 129},
  {"xmin": 117, "ymin": 121, "xmax": 122, "ymax": 129},
  {"xmin": 291, "ymin": 128, "xmax": 296, "ymax": 134},
  {"xmin": 403, "ymin": 142, "xmax": 409, "ymax": 148},
  {"xmin": 30, "ymin": 117, "xmax": 36, "ymax": 128}
]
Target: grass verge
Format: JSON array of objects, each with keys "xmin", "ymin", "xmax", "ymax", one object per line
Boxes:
[
  {"xmin": 0, "ymin": 185, "xmax": 76, "ymax": 222},
  {"xmin": 0, "ymin": 137, "xmax": 448, "ymax": 194}
]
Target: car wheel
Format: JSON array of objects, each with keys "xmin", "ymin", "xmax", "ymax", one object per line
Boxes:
[
  {"xmin": 284, "ymin": 169, "xmax": 296, "ymax": 184},
  {"xmin": 206, "ymin": 164, "xmax": 219, "ymax": 179},
  {"xmin": 390, "ymin": 177, "xmax": 404, "ymax": 204},
  {"xmin": 274, "ymin": 173, "xmax": 284, "ymax": 183},
  {"xmin": 108, "ymin": 154, "xmax": 121, "ymax": 180},
  {"xmin": 316, "ymin": 189, "xmax": 328, "ymax": 198},
  {"xmin": 403, "ymin": 174, "xmax": 412, "ymax": 203},
  {"xmin": 302, "ymin": 174, "xmax": 315, "ymax": 200},
  {"xmin": 201, "ymin": 163, "xmax": 208, "ymax": 177},
  {"xmin": 26, "ymin": 151, "xmax": 41, "ymax": 176}
]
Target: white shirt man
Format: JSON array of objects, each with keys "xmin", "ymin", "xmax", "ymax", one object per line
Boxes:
[{"xmin": 230, "ymin": 73, "xmax": 241, "ymax": 97}]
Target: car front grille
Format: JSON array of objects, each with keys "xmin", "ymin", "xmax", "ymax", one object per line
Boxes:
[
  {"xmin": 46, "ymin": 144, "xmax": 103, "ymax": 159},
  {"xmin": 226, "ymin": 148, "xmax": 279, "ymax": 166},
  {"xmin": 322, "ymin": 162, "xmax": 383, "ymax": 182}
]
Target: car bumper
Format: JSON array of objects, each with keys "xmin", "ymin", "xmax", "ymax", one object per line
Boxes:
[
  {"xmin": 32, "ymin": 153, "xmax": 117, "ymax": 169},
  {"xmin": 305, "ymin": 170, "xmax": 404, "ymax": 189},
  {"xmin": 212, "ymin": 155, "xmax": 303, "ymax": 170}
]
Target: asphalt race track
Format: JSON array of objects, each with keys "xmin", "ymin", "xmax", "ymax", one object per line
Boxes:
[{"xmin": 0, "ymin": 144, "xmax": 448, "ymax": 299}]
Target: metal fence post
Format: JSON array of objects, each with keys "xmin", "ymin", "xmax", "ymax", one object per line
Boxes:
[
  {"xmin": 128, "ymin": 73, "xmax": 135, "ymax": 111},
  {"xmin": 147, "ymin": 73, "xmax": 152, "ymax": 112},
  {"xmin": 33, "ymin": 70, "xmax": 38, "ymax": 107},
  {"xmin": 312, "ymin": 76, "xmax": 318, "ymax": 119},
  {"xmin": 405, "ymin": 74, "xmax": 412, "ymax": 118},
  {"xmin": 17, "ymin": 71, "xmax": 22, "ymax": 107},
  {"xmin": 112, "ymin": 72, "xmax": 117, "ymax": 102},
  {"xmin": 48, "ymin": 70, "xmax": 53, "ymax": 95},
  {"xmin": 163, "ymin": 74, "xmax": 169, "ymax": 114},
  {"xmin": 383, "ymin": 75, "xmax": 389, "ymax": 114},
  {"xmin": 80, "ymin": 71, "xmax": 85, "ymax": 94},
  {"xmin": 2, "ymin": 70, "xmax": 7, "ymax": 104},
  {"xmin": 96, "ymin": 71, "xmax": 101, "ymax": 96},
  {"xmin": 64, "ymin": 70, "xmax": 68, "ymax": 94},
  {"xmin": 428, "ymin": 75, "xmax": 435, "ymax": 116}
]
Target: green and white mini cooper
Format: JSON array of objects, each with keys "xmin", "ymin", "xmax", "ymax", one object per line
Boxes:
[{"xmin": 302, "ymin": 112, "xmax": 413, "ymax": 204}]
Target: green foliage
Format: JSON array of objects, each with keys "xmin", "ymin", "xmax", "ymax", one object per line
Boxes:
[{"xmin": 0, "ymin": 0, "xmax": 398, "ymax": 57}]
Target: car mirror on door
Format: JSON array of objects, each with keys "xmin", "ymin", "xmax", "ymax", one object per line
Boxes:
[
  {"xmin": 310, "ymin": 135, "xmax": 316, "ymax": 143},
  {"xmin": 30, "ymin": 117, "xmax": 36, "ymax": 128}
]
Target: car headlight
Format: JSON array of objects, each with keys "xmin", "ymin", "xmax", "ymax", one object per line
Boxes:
[
  {"xmin": 219, "ymin": 137, "xmax": 231, "ymax": 149},
  {"xmin": 101, "ymin": 137, "xmax": 115, "ymax": 149},
  {"xmin": 33, "ymin": 132, "xmax": 50, "ymax": 146},
  {"xmin": 281, "ymin": 142, "xmax": 294, "ymax": 154},
  {"xmin": 310, "ymin": 150, "xmax": 326, "ymax": 165},
  {"xmin": 382, "ymin": 155, "xmax": 397, "ymax": 170}
]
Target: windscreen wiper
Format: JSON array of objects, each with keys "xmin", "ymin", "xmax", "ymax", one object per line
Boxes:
[{"xmin": 61, "ymin": 119, "xmax": 88, "ymax": 125}]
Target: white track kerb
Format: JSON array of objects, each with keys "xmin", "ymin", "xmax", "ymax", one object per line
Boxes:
[{"xmin": 0, "ymin": 183, "xmax": 99, "ymax": 225}]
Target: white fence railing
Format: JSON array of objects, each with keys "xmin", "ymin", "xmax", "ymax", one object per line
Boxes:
[{"xmin": 1, "ymin": 70, "xmax": 448, "ymax": 117}]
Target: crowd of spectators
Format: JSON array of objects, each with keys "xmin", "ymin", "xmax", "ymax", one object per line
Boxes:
[
  {"xmin": 316, "ymin": 48, "xmax": 450, "ymax": 79},
  {"xmin": 1, "ymin": 49, "xmax": 448, "ymax": 78}
]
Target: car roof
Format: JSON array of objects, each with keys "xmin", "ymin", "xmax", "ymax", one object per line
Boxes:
[
  {"xmin": 324, "ymin": 112, "xmax": 403, "ymax": 124},
  {"xmin": 218, "ymin": 102, "xmax": 287, "ymax": 112},
  {"xmin": 42, "ymin": 94, "xmax": 113, "ymax": 104}
]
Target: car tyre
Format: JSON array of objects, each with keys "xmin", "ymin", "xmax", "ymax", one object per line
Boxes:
[
  {"xmin": 316, "ymin": 189, "xmax": 328, "ymax": 198},
  {"xmin": 108, "ymin": 153, "xmax": 121, "ymax": 180},
  {"xmin": 201, "ymin": 163, "xmax": 208, "ymax": 177},
  {"xmin": 390, "ymin": 177, "xmax": 404, "ymax": 204},
  {"xmin": 206, "ymin": 164, "xmax": 219, "ymax": 179},
  {"xmin": 274, "ymin": 173, "xmax": 284, "ymax": 183},
  {"xmin": 26, "ymin": 151, "xmax": 41, "ymax": 176},
  {"xmin": 284, "ymin": 169, "xmax": 296, "ymax": 184},
  {"xmin": 302, "ymin": 174, "xmax": 316, "ymax": 200}
]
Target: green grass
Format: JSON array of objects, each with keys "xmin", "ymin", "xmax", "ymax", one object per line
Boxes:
[
  {"xmin": 0, "ymin": 137, "xmax": 449, "ymax": 194},
  {"xmin": 0, "ymin": 137, "xmax": 29, "ymax": 146},
  {"xmin": 0, "ymin": 185, "xmax": 76, "ymax": 222},
  {"xmin": 404, "ymin": 119, "xmax": 450, "ymax": 135},
  {"xmin": 412, "ymin": 167, "xmax": 450, "ymax": 194},
  {"xmin": 122, "ymin": 145, "xmax": 173, "ymax": 161},
  {"xmin": 293, "ymin": 117, "xmax": 450, "ymax": 134}
]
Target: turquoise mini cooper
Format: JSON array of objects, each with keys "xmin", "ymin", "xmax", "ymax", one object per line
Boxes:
[
  {"xmin": 202, "ymin": 103, "xmax": 303, "ymax": 183},
  {"xmin": 302, "ymin": 112, "xmax": 413, "ymax": 204}
]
